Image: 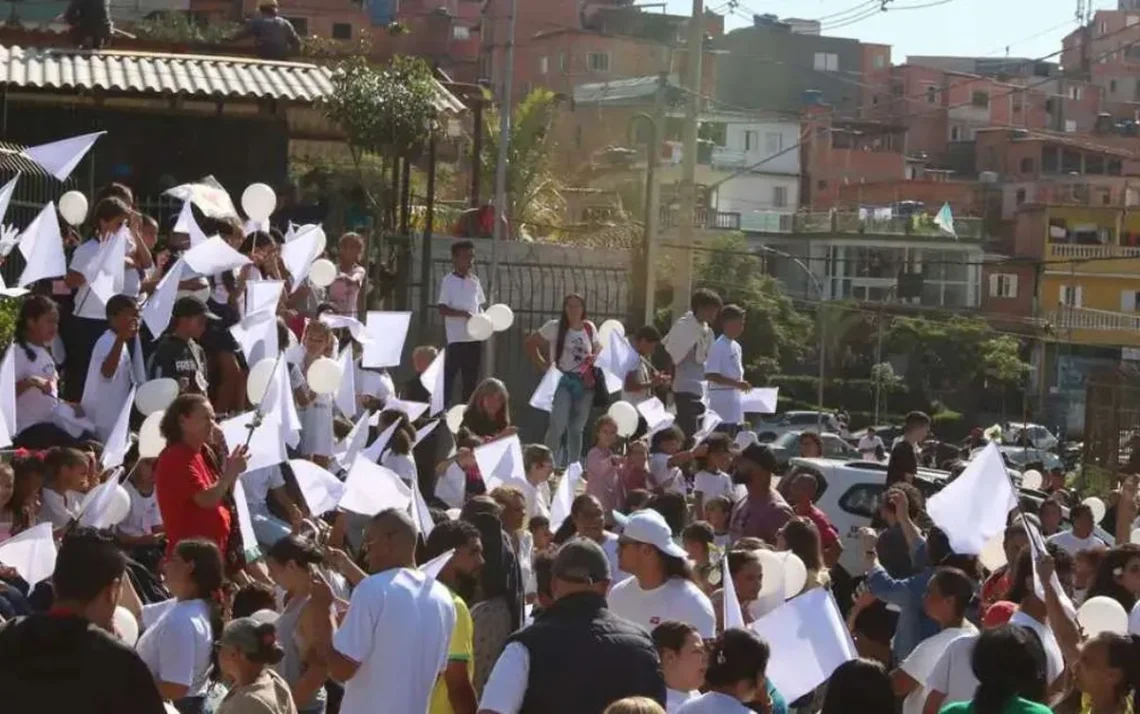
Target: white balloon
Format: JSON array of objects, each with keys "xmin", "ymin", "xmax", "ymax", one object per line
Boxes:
[
  {"xmin": 467, "ymin": 314, "xmax": 494, "ymax": 341},
  {"xmin": 446, "ymin": 404, "xmax": 467, "ymax": 434},
  {"xmin": 1077, "ymin": 595, "xmax": 1129, "ymax": 636},
  {"xmin": 755, "ymin": 549, "xmax": 786, "ymax": 598},
  {"xmin": 113, "ymin": 605, "xmax": 139, "ymax": 646},
  {"xmin": 780, "ymin": 551, "xmax": 808, "ymax": 599},
  {"xmin": 58, "ymin": 191, "xmax": 89, "ymax": 227},
  {"xmin": 246, "ymin": 357, "xmax": 278, "ymax": 405},
  {"xmin": 1021, "ymin": 469, "xmax": 1043, "ymax": 490},
  {"xmin": 485, "ymin": 304, "xmax": 515, "ymax": 332},
  {"xmin": 607, "ymin": 401, "xmax": 639, "ymax": 437},
  {"xmin": 599, "ymin": 319, "xmax": 626, "ymax": 344},
  {"xmin": 307, "ymin": 357, "xmax": 343, "ymax": 395},
  {"xmin": 139, "ymin": 410, "xmax": 166, "ymax": 459},
  {"xmin": 309, "ymin": 258, "xmax": 337, "ymax": 288},
  {"xmin": 1083, "ymin": 496, "xmax": 1107, "ymax": 525},
  {"xmin": 241, "ymin": 183, "xmax": 277, "ymax": 222},
  {"xmin": 135, "ymin": 378, "xmax": 179, "ymax": 416},
  {"xmin": 105, "ymin": 485, "xmax": 132, "ymax": 526}
]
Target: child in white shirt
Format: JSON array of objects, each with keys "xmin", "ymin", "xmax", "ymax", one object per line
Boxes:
[
  {"xmin": 38, "ymin": 447, "xmax": 88, "ymax": 529},
  {"xmin": 118, "ymin": 458, "xmax": 165, "ymax": 571},
  {"xmin": 292, "ymin": 320, "xmax": 336, "ymax": 466},
  {"xmin": 703, "ymin": 304, "xmax": 750, "ymax": 434},
  {"xmin": 693, "ymin": 433, "xmax": 736, "ymax": 520},
  {"xmin": 649, "ymin": 426, "xmax": 701, "ymax": 496}
]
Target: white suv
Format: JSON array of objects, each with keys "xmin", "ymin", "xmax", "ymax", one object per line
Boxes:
[{"xmin": 755, "ymin": 411, "xmax": 842, "ymax": 442}]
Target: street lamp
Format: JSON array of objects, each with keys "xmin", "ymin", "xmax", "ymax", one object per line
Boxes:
[{"xmin": 757, "ymin": 245, "xmax": 826, "ymax": 431}]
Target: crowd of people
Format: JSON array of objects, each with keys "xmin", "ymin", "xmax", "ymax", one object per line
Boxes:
[{"xmin": 0, "ymin": 177, "xmax": 1138, "ymax": 714}]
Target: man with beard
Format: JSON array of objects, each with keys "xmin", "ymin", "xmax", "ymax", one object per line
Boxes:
[
  {"xmin": 424, "ymin": 519, "xmax": 485, "ymax": 714},
  {"xmin": 728, "ymin": 444, "xmax": 794, "ymax": 545}
]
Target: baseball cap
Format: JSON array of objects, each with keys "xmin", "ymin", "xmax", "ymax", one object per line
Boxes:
[
  {"xmin": 739, "ymin": 443, "xmax": 778, "ymax": 473},
  {"xmin": 620, "ymin": 509, "xmax": 688, "ymax": 559},
  {"xmin": 983, "ymin": 601, "xmax": 1017, "ymax": 628},
  {"xmin": 552, "ymin": 538, "xmax": 611, "ymax": 585},
  {"xmin": 218, "ymin": 617, "xmax": 284, "ymax": 664},
  {"xmin": 172, "ymin": 296, "xmax": 219, "ymax": 320}
]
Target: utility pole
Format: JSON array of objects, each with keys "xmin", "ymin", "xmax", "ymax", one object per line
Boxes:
[
  {"xmin": 487, "ymin": 0, "xmax": 517, "ymax": 376},
  {"xmin": 643, "ymin": 71, "xmax": 668, "ymax": 325},
  {"xmin": 671, "ymin": 0, "xmax": 703, "ymax": 319}
]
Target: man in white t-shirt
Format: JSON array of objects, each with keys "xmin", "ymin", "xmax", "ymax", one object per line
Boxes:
[
  {"xmin": 1046, "ymin": 502, "xmax": 1106, "ymax": 557},
  {"xmin": 893, "ymin": 567, "xmax": 978, "ymax": 714},
  {"xmin": 608, "ymin": 510, "xmax": 716, "ymax": 638},
  {"xmin": 857, "ymin": 427, "xmax": 885, "ymax": 461},
  {"xmin": 329, "ymin": 508, "xmax": 456, "ymax": 714},
  {"xmin": 704, "ymin": 304, "xmax": 749, "ymax": 434},
  {"xmin": 436, "ymin": 240, "xmax": 485, "ymax": 405}
]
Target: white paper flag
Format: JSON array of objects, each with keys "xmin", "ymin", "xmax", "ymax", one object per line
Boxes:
[
  {"xmin": 81, "ymin": 226, "xmax": 128, "ymax": 306},
  {"xmin": 412, "ymin": 478, "xmax": 435, "ymax": 538},
  {"xmin": 419, "ymin": 349, "xmax": 446, "ymax": 416},
  {"xmin": 637, "ymin": 397, "xmax": 675, "ymax": 435},
  {"xmin": 320, "ymin": 314, "xmax": 374, "ymax": 345},
  {"xmin": 0, "ymin": 522, "xmax": 56, "ymax": 585},
  {"xmin": 361, "ymin": 312, "xmax": 412, "ymax": 367},
  {"xmin": 750, "ymin": 588, "xmax": 857, "ymax": 703},
  {"xmin": 474, "ymin": 435, "xmax": 525, "ymax": 491},
  {"xmin": 414, "ymin": 420, "xmax": 439, "ymax": 446},
  {"xmin": 339, "ymin": 457, "xmax": 413, "ymax": 516},
  {"xmin": 101, "ymin": 387, "xmax": 135, "ymax": 470},
  {"xmin": 335, "ymin": 347, "xmax": 357, "ymax": 419},
  {"xmin": 0, "ymin": 174, "xmax": 18, "ymax": 226},
  {"xmin": 280, "ymin": 225, "xmax": 324, "ymax": 293},
  {"xmin": 164, "ymin": 178, "xmax": 238, "ymax": 219},
  {"xmin": 78, "ymin": 470, "xmax": 124, "ymax": 529},
  {"xmin": 550, "ymin": 461, "xmax": 583, "ymax": 533},
  {"xmin": 220, "ymin": 411, "xmax": 287, "ymax": 474},
  {"xmin": 362, "ymin": 419, "xmax": 401, "ymax": 462},
  {"xmin": 230, "ymin": 311, "xmax": 278, "ymax": 367},
  {"xmin": 22, "ymin": 131, "xmax": 105, "ymax": 181},
  {"xmin": 722, "ymin": 550, "xmax": 745, "ymax": 630},
  {"xmin": 529, "ymin": 365, "xmax": 562, "ymax": 413},
  {"xmin": 18, "ymin": 202, "xmax": 66, "ymax": 286},
  {"xmin": 741, "ymin": 388, "xmax": 779, "ymax": 414},
  {"xmin": 0, "ymin": 344, "xmax": 15, "ymax": 449},
  {"xmin": 245, "ymin": 280, "xmax": 285, "ymax": 318},
  {"xmin": 182, "ymin": 236, "xmax": 251, "ymax": 276},
  {"xmin": 927, "ymin": 442, "xmax": 1017, "ymax": 555},
  {"xmin": 335, "ymin": 412, "xmax": 371, "ymax": 469},
  {"xmin": 693, "ymin": 410, "xmax": 723, "ymax": 443},
  {"xmin": 289, "ymin": 459, "xmax": 346, "ymax": 516},
  {"xmin": 1023, "ymin": 517, "xmax": 1078, "ymax": 622},
  {"xmin": 231, "ymin": 479, "xmax": 261, "ymax": 561},
  {"xmin": 141, "ymin": 257, "xmax": 185, "ymax": 336},
  {"xmin": 382, "ymin": 398, "xmax": 430, "ymax": 424},
  {"xmin": 173, "ymin": 200, "xmax": 209, "ymax": 248},
  {"xmin": 596, "ymin": 330, "xmax": 639, "ymax": 394},
  {"xmin": 422, "ymin": 549, "xmax": 455, "ymax": 580}
]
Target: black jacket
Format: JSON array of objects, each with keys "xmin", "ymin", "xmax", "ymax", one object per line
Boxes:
[{"xmin": 509, "ymin": 591, "xmax": 666, "ymax": 714}]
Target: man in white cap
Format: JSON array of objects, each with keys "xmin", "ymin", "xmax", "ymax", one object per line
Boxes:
[{"xmin": 607, "ymin": 509, "xmax": 715, "ymax": 638}]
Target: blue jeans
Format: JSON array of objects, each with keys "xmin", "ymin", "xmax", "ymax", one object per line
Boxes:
[{"xmin": 545, "ymin": 378, "xmax": 593, "ymax": 468}]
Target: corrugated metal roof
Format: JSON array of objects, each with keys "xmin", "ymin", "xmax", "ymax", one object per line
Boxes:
[
  {"xmin": 0, "ymin": 44, "xmax": 465, "ymax": 112},
  {"xmin": 573, "ymin": 73, "xmax": 680, "ymax": 106}
]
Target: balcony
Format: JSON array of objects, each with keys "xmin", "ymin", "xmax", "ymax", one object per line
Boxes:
[
  {"xmin": 1046, "ymin": 307, "xmax": 1140, "ymax": 332},
  {"xmin": 1047, "ymin": 243, "xmax": 1140, "ymax": 260},
  {"xmin": 658, "ymin": 209, "xmax": 984, "ymax": 239}
]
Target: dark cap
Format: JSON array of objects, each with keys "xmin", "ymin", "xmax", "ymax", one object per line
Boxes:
[
  {"xmin": 552, "ymin": 538, "xmax": 611, "ymax": 584},
  {"xmin": 172, "ymin": 296, "xmax": 219, "ymax": 320},
  {"xmin": 740, "ymin": 443, "xmax": 778, "ymax": 473}
]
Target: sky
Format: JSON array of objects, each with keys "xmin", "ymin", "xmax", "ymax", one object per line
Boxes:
[{"xmin": 662, "ymin": 0, "xmax": 1119, "ymax": 64}]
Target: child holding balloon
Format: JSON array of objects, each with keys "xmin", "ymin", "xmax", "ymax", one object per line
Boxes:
[{"xmin": 291, "ymin": 320, "xmax": 337, "ymax": 466}]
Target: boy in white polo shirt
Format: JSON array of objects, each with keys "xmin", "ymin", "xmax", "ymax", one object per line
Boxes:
[
  {"xmin": 437, "ymin": 240, "xmax": 485, "ymax": 404},
  {"xmin": 704, "ymin": 304, "xmax": 750, "ymax": 436}
]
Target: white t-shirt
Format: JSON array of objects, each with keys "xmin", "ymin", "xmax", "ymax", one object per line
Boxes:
[
  {"xmin": 38, "ymin": 488, "xmax": 81, "ymax": 528},
  {"xmin": 900, "ymin": 623, "xmax": 978, "ymax": 714},
  {"xmin": 356, "ymin": 365, "xmax": 395, "ymax": 404},
  {"xmin": 925, "ymin": 633, "xmax": 978, "ymax": 707},
  {"xmin": 676, "ymin": 691, "xmax": 753, "ymax": 713},
  {"xmin": 649, "ymin": 453, "xmax": 686, "ymax": 496},
  {"xmin": 668, "ymin": 688, "xmax": 699, "ymax": 713},
  {"xmin": 1046, "ymin": 529, "xmax": 1106, "ymax": 557},
  {"xmin": 382, "ymin": 451, "xmax": 417, "ymax": 486},
  {"xmin": 437, "ymin": 272, "xmax": 485, "ymax": 344},
  {"xmin": 857, "ymin": 435, "xmax": 885, "ymax": 459},
  {"xmin": 13, "ymin": 342, "xmax": 58, "ymax": 434},
  {"xmin": 119, "ymin": 481, "xmax": 163, "ymax": 537},
  {"xmin": 70, "ymin": 239, "xmax": 106, "ymax": 321},
  {"xmin": 1130, "ymin": 600, "xmax": 1140, "ymax": 636},
  {"xmin": 607, "ymin": 576, "xmax": 716, "ymax": 638},
  {"xmin": 705, "ymin": 335, "xmax": 744, "ymax": 424},
  {"xmin": 136, "ymin": 598, "xmax": 213, "ymax": 697},
  {"xmin": 478, "ymin": 641, "xmax": 529, "ymax": 714},
  {"xmin": 1009, "ymin": 610, "xmax": 1064, "ymax": 685},
  {"xmin": 81, "ymin": 330, "xmax": 144, "ymax": 440},
  {"xmin": 239, "ymin": 465, "xmax": 286, "ymax": 517},
  {"xmin": 694, "ymin": 470, "xmax": 734, "ymax": 503},
  {"xmin": 537, "ymin": 319, "xmax": 601, "ymax": 372},
  {"xmin": 333, "ymin": 567, "xmax": 456, "ymax": 714}
]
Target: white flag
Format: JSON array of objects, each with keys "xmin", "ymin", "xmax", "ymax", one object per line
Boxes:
[
  {"xmin": 0, "ymin": 174, "xmax": 18, "ymax": 225},
  {"xmin": 0, "ymin": 522, "xmax": 56, "ymax": 585},
  {"xmin": 18, "ymin": 202, "xmax": 66, "ymax": 286},
  {"xmin": 550, "ymin": 462, "xmax": 583, "ymax": 533},
  {"xmin": 927, "ymin": 442, "xmax": 1017, "ymax": 555},
  {"xmin": 22, "ymin": 131, "xmax": 105, "ymax": 182},
  {"xmin": 279, "ymin": 225, "xmax": 324, "ymax": 293},
  {"xmin": 335, "ymin": 346, "xmax": 357, "ymax": 419},
  {"xmin": 141, "ymin": 258, "xmax": 185, "ymax": 337},
  {"xmin": 182, "ymin": 235, "xmax": 251, "ymax": 276},
  {"xmin": 419, "ymin": 349, "xmax": 446, "ymax": 416},
  {"xmin": 339, "ymin": 458, "xmax": 412, "ymax": 516},
  {"xmin": 0, "ymin": 345, "xmax": 15, "ymax": 448},
  {"xmin": 101, "ymin": 388, "xmax": 135, "ymax": 470}
]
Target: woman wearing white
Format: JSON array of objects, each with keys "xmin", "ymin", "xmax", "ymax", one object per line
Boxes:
[
  {"xmin": 291, "ymin": 321, "xmax": 336, "ymax": 467},
  {"xmin": 651, "ymin": 621, "xmax": 707, "ymax": 713},
  {"xmin": 10, "ymin": 296, "xmax": 87, "ymax": 448},
  {"xmin": 134, "ymin": 538, "xmax": 223, "ymax": 714},
  {"xmin": 676, "ymin": 629, "xmax": 770, "ymax": 713}
]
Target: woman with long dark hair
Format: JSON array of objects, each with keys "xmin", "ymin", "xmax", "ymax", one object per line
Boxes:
[
  {"xmin": 941, "ymin": 625, "xmax": 1050, "ymax": 714},
  {"xmin": 1051, "ymin": 631, "xmax": 1140, "ymax": 714},
  {"xmin": 674, "ymin": 629, "xmax": 769, "ymax": 713},
  {"xmin": 819, "ymin": 658, "xmax": 895, "ymax": 714},
  {"xmin": 11, "ymin": 296, "xmax": 87, "ymax": 448},
  {"xmin": 778, "ymin": 518, "xmax": 830, "ymax": 593},
  {"xmin": 135, "ymin": 538, "xmax": 226, "ymax": 714},
  {"xmin": 525, "ymin": 293, "xmax": 603, "ymax": 467},
  {"xmin": 1086, "ymin": 544, "xmax": 1140, "ymax": 613}
]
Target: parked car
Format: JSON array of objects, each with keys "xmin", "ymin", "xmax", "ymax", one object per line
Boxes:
[
  {"xmin": 769, "ymin": 431, "xmax": 860, "ymax": 473},
  {"xmin": 1004, "ymin": 422, "xmax": 1060, "ymax": 451},
  {"xmin": 754, "ymin": 411, "xmax": 841, "ymax": 441},
  {"xmin": 847, "ymin": 425, "xmax": 904, "ymax": 449}
]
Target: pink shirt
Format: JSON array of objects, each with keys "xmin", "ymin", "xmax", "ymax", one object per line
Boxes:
[
  {"xmin": 327, "ymin": 264, "xmax": 365, "ymax": 317},
  {"xmin": 585, "ymin": 446, "xmax": 624, "ymax": 514}
]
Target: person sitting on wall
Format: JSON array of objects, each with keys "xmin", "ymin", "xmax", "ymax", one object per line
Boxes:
[
  {"xmin": 228, "ymin": 0, "xmax": 302, "ymax": 60},
  {"xmin": 63, "ymin": 0, "xmax": 112, "ymax": 50}
]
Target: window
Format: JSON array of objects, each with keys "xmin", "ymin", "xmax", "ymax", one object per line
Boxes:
[
  {"xmin": 1122, "ymin": 291, "xmax": 1140, "ymax": 312},
  {"xmin": 539, "ymin": 56, "xmax": 548, "ymax": 74},
  {"xmin": 951, "ymin": 126, "xmax": 961, "ymax": 141},
  {"xmin": 331, "ymin": 23, "xmax": 351, "ymax": 40},
  {"xmin": 1065, "ymin": 119, "xmax": 1078, "ymax": 133},
  {"xmin": 1016, "ymin": 188, "xmax": 1027, "ymax": 204},
  {"xmin": 587, "ymin": 52, "xmax": 610, "ymax": 72},
  {"xmin": 1045, "ymin": 98, "xmax": 1055, "ymax": 112},
  {"xmin": 891, "ymin": 82, "xmax": 904, "ymax": 97},
  {"xmin": 559, "ymin": 52, "xmax": 568, "ymax": 71},
  {"xmin": 772, "ymin": 186, "xmax": 788, "ymax": 208},
  {"xmin": 765, "ymin": 131, "xmax": 782, "ymax": 154},
  {"xmin": 1068, "ymin": 85, "xmax": 1082, "ymax": 100},
  {"xmin": 1020, "ymin": 157, "xmax": 1035, "ymax": 173},
  {"xmin": 817, "ymin": 179, "xmax": 828, "ymax": 191},
  {"xmin": 813, "ymin": 52, "xmax": 839, "ymax": 72},
  {"xmin": 926, "ymin": 85, "xmax": 937, "ymax": 103},
  {"xmin": 451, "ymin": 25, "xmax": 470, "ymax": 40},
  {"xmin": 874, "ymin": 54, "xmax": 886, "ymax": 68},
  {"xmin": 989, "ymin": 273, "xmax": 1018, "ymax": 299},
  {"xmin": 971, "ymin": 90, "xmax": 989, "ymax": 108},
  {"xmin": 744, "ymin": 130, "xmax": 758, "ymax": 151},
  {"xmin": 1111, "ymin": 79, "xmax": 1119, "ymax": 94},
  {"xmin": 286, "ymin": 16, "xmax": 308, "ymax": 34},
  {"xmin": 1060, "ymin": 285, "xmax": 1083, "ymax": 308},
  {"xmin": 838, "ymin": 484, "xmax": 886, "ymax": 520}
]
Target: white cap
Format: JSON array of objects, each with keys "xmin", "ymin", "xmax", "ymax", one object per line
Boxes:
[{"xmin": 621, "ymin": 509, "xmax": 687, "ymax": 559}]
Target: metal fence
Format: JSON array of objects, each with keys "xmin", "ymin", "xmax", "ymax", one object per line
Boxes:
[{"xmin": 399, "ymin": 235, "xmax": 635, "ymax": 445}]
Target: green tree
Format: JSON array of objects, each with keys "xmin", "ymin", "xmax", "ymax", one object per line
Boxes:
[
  {"xmin": 129, "ymin": 12, "xmax": 240, "ymax": 43},
  {"xmin": 694, "ymin": 234, "xmax": 812, "ymax": 382},
  {"xmin": 481, "ymin": 88, "xmax": 565, "ymax": 239},
  {"xmin": 981, "ymin": 335, "xmax": 1032, "ymax": 419}
]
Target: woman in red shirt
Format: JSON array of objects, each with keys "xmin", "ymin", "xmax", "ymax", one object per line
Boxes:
[{"xmin": 154, "ymin": 393, "xmax": 249, "ymax": 566}]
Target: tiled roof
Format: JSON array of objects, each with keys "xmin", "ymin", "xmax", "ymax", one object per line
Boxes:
[{"xmin": 0, "ymin": 44, "xmax": 465, "ymax": 111}]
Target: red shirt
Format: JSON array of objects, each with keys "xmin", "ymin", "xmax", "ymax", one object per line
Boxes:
[
  {"xmin": 154, "ymin": 442, "xmax": 231, "ymax": 555},
  {"xmin": 797, "ymin": 503, "xmax": 841, "ymax": 550}
]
